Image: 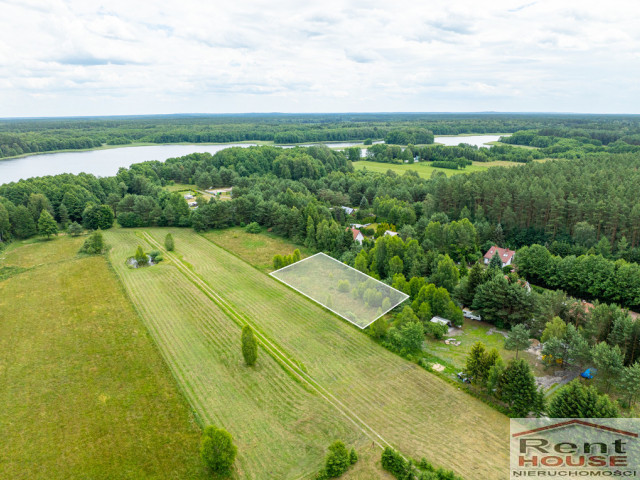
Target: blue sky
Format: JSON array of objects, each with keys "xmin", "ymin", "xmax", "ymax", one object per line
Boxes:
[{"xmin": 1, "ymin": 0, "xmax": 639, "ymax": 116}]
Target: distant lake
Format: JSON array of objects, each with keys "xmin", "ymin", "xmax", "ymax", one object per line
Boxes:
[
  {"xmin": 433, "ymin": 134, "xmax": 507, "ymax": 147},
  {"xmin": 0, "ymin": 136, "xmax": 506, "ymax": 185},
  {"xmin": 0, "ymin": 144, "xmax": 258, "ymax": 185}
]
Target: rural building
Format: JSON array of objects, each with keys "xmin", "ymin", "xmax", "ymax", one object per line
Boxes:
[
  {"xmin": 188, "ymin": 201, "xmax": 198, "ymax": 207},
  {"xmin": 350, "ymin": 223, "xmax": 371, "ymax": 229},
  {"xmin": 462, "ymin": 309, "xmax": 482, "ymax": 321},
  {"xmin": 483, "ymin": 245, "xmax": 516, "ymax": 267},
  {"xmin": 341, "ymin": 206, "xmax": 355, "ymax": 215},
  {"xmin": 384, "ymin": 230, "xmax": 398, "ymax": 237},
  {"xmin": 184, "ymin": 194, "xmax": 194, "ymax": 200},
  {"xmin": 348, "ymin": 227, "xmax": 364, "ymax": 244},
  {"xmin": 430, "ymin": 316, "xmax": 452, "ymax": 327}
]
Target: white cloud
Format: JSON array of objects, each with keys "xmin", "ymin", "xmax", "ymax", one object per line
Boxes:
[{"xmin": 0, "ymin": 0, "xmax": 639, "ymax": 116}]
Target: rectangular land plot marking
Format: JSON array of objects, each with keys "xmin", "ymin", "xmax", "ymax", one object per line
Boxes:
[{"xmin": 271, "ymin": 252, "xmax": 409, "ymax": 328}]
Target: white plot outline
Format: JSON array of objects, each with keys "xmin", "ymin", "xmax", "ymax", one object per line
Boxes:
[{"xmin": 270, "ymin": 252, "xmax": 409, "ymax": 329}]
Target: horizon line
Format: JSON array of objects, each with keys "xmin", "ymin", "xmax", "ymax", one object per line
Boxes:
[{"xmin": 3, "ymin": 111, "xmax": 640, "ymax": 121}]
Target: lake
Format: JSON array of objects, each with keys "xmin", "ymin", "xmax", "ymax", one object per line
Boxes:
[
  {"xmin": 0, "ymin": 136, "xmax": 506, "ymax": 184},
  {"xmin": 433, "ymin": 134, "xmax": 506, "ymax": 147}
]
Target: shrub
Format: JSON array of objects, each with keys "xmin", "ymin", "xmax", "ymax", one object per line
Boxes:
[
  {"xmin": 325, "ymin": 441, "xmax": 350, "ymax": 478},
  {"xmin": 79, "ymin": 231, "xmax": 105, "ymax": 255},
  {"xmin": 381, "ymin": 447, "xmax": 408, "ymax": 478},
  {"xmin": 200, "ymin": 425, "xmax": 237, "ymax": 476},
  {"xmin": 246, "ymin": 222, "xmax": 261, "ymax": 234},
  {"xmin": 67, "ymin": 221, "xmax": 84, "ymax": 237},
  {"xmin": 349, "ymin": 448, "xmax": 358, "ymax": 465},
  {"xmin": 337, "ymin": 279, "xmax": 351, "ymax": 293},
  {"xmin": 164, "ymin": 233, "xmax": 175, "ymax": 251},
  {"xmin": 149, "ymin": 250, "xmax": 161, "ymax": 261},
  {"xmin": 134, "ymin": 245, "xmax": 147, "ymax": 265}
]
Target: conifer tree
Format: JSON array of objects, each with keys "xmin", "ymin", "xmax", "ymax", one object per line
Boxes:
[
  {"xmin": 497, "ymin": 358, "xmax": 539, "ymax": 417},
  {"xmin": 241, "ymin": 325, "xmax": 258, "ymax": 366}
]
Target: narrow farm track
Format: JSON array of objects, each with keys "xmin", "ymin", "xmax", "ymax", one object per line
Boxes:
[
  {"xmin": 140, "ymin": 231, "xmax": 394, "ymax": 452},
  {"xmin": 145, "ymin": 229, "xmax": 510, "ymax": 480},
  {"xmin": 105, "ymin": 230, "xmax": 361, "ymax": 480}
]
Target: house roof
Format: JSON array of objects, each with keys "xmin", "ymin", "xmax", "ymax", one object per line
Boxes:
[
  {"xmin": 430, "ymin": 316, "xmax": 451, "ymax": 326},
  {"xmin": 348, "ymin": 227, "xmax": 362, "ymax": 241},
  {"xmin": 484, "ymin": 245, "xmax": 516, "ymax": 263},
  {"xmin": 384, "ymin": 230, "xmax": 398, "ymax": 237}
]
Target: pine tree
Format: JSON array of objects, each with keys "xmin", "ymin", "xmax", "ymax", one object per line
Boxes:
[
  {"xmin": 504, "ymin": 324, "xmax": 531, "ymax": 359},
  {"xmin": 465, "ymin": 342, "xmax": 487, "ymax": 384},
  {"xmin": 592, "ymin": 342, "xmax": 624, "ymax": 392},
  {"xmin": 498, "ymin": 358, "xmax": 538, "ymax": 417},
  {"xmin": 619, "ymin": 362, "xmax": 640, "ymax": 407},
  {"xmin": 38, "ymin": 210, "xmax": 58, "ymax": 239},
  {"xmin": 241, "ymin": 325, "xmax": 258, "ymax": 366},
  {"xmin": 548, "ymin": 380, "xmax": 619, "ymax": 418}
]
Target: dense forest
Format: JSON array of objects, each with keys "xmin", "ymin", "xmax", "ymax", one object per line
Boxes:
[{"xmin": 3, "ymin": 113, "xmax": 640, "ymax": 158}]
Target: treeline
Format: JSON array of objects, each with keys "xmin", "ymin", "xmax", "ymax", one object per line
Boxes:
[
  {"xmin": 4, "ymin": 113, "xmax": 640, "ymax": 158},
  {"xmin": 429, "ymin": 153, "xmax": 640, "ymax": 254},
  {"xmin": 362, "ymin": 142, "xmax": 543, "ymax": 167},
  {"xmin": 516, "ymin": 244, "xmax": 640, "ymax": 309}
]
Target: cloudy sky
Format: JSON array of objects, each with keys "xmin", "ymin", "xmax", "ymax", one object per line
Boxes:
[{"xmin": 1, "ymin": 0, "xmax": 639, "ymax": 116}]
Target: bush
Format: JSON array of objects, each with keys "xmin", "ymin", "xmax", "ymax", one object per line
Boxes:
[
  {"xmin": 246, "ymin": 222, "xmax": 261, "ymax": 234},
  {"xmin": 149, "ymin": 250, "xmax": 161, "ymax": 261},
  {"xmin": 200, "ymin": 425, "xmax": 237, "ymax": 476},
  {"xmin": 67, "ymin": 221, "xmax": 84, "ymax": 237},
  {"xmin": 325, "ymin": 441, "xmax": 350, "ymax": 478},
  {"xmin": 79, "ymin": 231, "xmax": 105, "ymax": 255},
  {"xmin": 381, "ymin": 447, "xmax": 408, "ymax": 478},
  {"xmin": 349, "ymin": 448, "xmax": 358, "ymax": 465},
  {"xmin": 337, "ymin": 279, "xmax": 351, "ymax": 293},
  {"xmin": 134, "ymin": 245, "xmax": 147, "ymax": 265},
  {"xmin": 164, "ymin": 233, "xmax": 175, "ymax": 251}
]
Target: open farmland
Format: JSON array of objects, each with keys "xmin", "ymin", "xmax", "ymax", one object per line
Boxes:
[
  {"xmin": 104, "ymin": 229, "xmax": 363, "ymax": 479},
  {"xmin": 204, "ymin": 227, "xmax": 313, "ymax": 272},
  {"xmin": 353, "ymin": 160, "xmax": 490, "ymax": 177},
  {"xmin": 0, "ymin": 236, "xmax": 207, "ymax": 480},
  {"xmin": 139, "ymin": 228, "xmax": 510, "ymax": 479}
]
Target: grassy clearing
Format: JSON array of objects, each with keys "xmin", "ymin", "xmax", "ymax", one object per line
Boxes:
[
  {"xmin": 203, "ymin": 227, "xmax": 313, "ymax": 272},
  {"xmin": 147, "ymin": 228, "xmax": 509, "ymax": 479},
  {"xmin": 0, "ymin": 236, "xmax": 207, "ymax": 480},
  {"xmin": 423, "ymin": 318, "xmax": 544, "ymax": 375},
  {"xmin": 353, "ymin": 160, "xmax": 490, "ymax": 178},
  {"xmin": 105, "ymin": 229, "xmax": 360, "ymax": 479}
]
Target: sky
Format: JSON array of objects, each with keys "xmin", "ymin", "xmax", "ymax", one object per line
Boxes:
[{"xmin": 1, "ymin": 0, "xmax": 639, "ymax": 117}]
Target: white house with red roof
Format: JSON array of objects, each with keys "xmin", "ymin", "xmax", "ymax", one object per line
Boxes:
[
  {"xmin": 484, "ymin": 245, "xmax": 516, "ymax": 267},
  {"xmin": 349, "ymin": 227, "xmax": 364, "ymax": 245}
]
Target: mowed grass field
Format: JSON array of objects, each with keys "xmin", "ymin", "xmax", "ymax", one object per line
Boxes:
[
  {"xmin": 0, "ymin": 235, "xmax": 208, "ymax": 480},
  {"xmin": 353, "ymin": 159, "xmax": 538, "ymax": 178},
  {"xmin": 104, "ymin": 229, "xmax": 363, "ymax": 479},
  {"xmin": 137, "ymin": 228, "xmax": 510, "ymax": 479},
  {"xmin": 353, "ymin": 160, "xmax": 489, "ymax": 178},
  {"xmin": 204, "ymin": 227, "xmax": 313, "ymax": 272}
]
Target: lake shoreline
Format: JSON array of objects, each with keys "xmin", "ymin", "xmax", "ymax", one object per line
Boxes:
[{"xmin": 0, "ymin": 133, "xmax": 510, "ymax": 162}]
